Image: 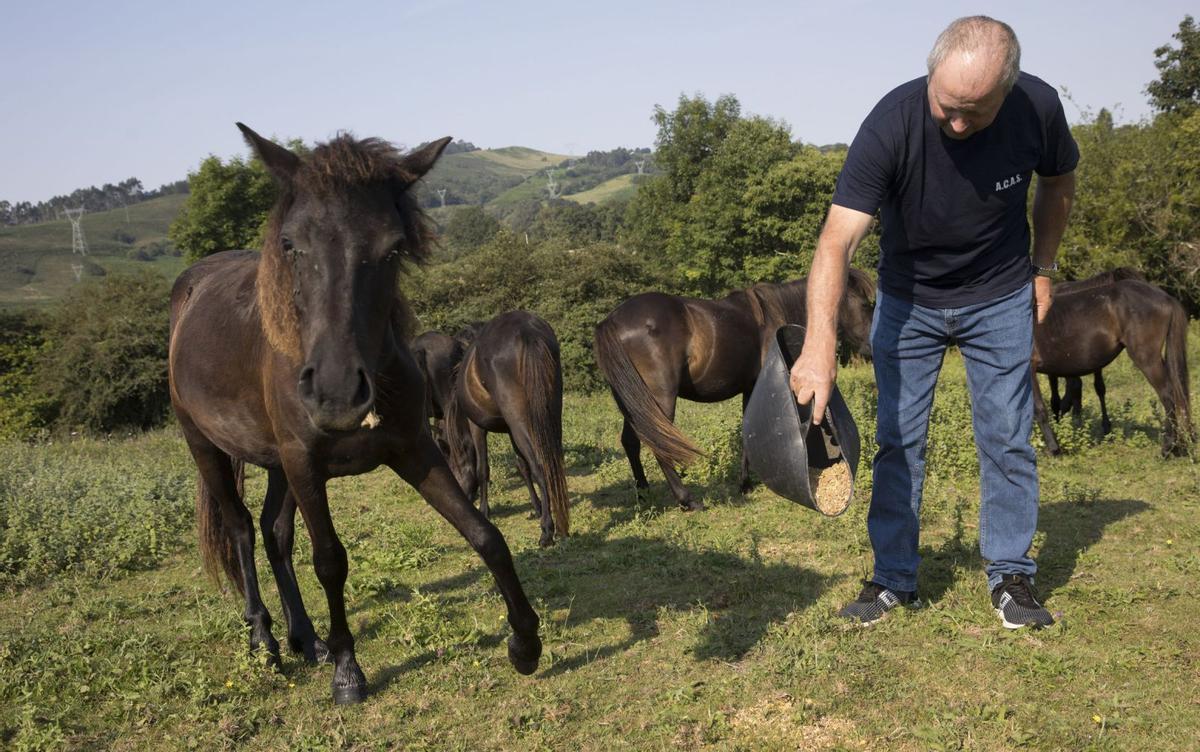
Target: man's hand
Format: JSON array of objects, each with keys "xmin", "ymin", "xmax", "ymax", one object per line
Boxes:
[
  {"xmin": 1033, "ymin": 275, "xmax": 1053, "ymax": 324},
  {"xmin": 789, "ymin": 345, "xmax": 837, "ymax": 425}
]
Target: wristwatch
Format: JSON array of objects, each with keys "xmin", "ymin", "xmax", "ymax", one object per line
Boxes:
[{"xmin": 1032, "ymin": 261, "xmax": 1059, "ymax": 277}]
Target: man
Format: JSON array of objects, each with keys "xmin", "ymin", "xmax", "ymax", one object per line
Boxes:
[{"xmin": 789, "ymin": 16, "xmax": 1077, "ymax": 629}]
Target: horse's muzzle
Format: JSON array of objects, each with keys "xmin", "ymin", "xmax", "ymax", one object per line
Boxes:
[{"xmin": 298, "ymin": 362, "xmax": 375, "ymax": 432}]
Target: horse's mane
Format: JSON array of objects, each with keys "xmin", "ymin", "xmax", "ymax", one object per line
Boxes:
[
  {"xmin": 743, "ymin": 267, "xmax": 874, "ymax": 331},
  {"xmin": 1055, "ymin": 267, "xmax": 1146, "ymax": 296},
  {"xmin": 257, "ymin": 134, "xmax": 434, "ymax": 360}
]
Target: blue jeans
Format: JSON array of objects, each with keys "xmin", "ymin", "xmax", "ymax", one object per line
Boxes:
[{"xmin": 868, "ymin": 282, "xmax": 1038, "ymax": 593}]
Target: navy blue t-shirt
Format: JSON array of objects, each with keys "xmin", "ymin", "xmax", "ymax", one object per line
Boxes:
[{"xmin": 832, "ymin": 72, "xmax": 1079, "ymax": 307}]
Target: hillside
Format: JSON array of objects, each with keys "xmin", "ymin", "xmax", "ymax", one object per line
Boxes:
[
  {"xmin": 564, "ymin": 173, "xmax": 643, "ymax": 204},
  {"xmin": 0, "ymin": 194, "xmax": 188, "ymax": 310},
  {"xmin": 419, "ymin": 147, "xmax": 573, "ymax": 208}
]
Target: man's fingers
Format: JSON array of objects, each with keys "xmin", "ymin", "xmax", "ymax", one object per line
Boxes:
[{"xmin": 811, "ymin": 391, "xmax": 829, "ymax": 425}]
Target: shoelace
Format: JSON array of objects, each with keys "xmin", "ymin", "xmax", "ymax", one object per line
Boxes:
[{"xmin": 998, "ymin": 577, "xmax": 1042, "ymax": 608}]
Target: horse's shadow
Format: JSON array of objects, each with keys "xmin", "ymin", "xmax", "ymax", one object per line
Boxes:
[
  {"xmin": 915, "ymin": 497, "xmax": 1149, "ymax": 604},
  {"xmin": 364, "ymin": 528, "xmax": 838, "ymax": 690}
]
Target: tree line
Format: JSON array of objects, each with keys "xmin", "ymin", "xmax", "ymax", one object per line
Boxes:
[{"xmin": 1, "ymin": 178, "xmax": 189, "ymax": 227}]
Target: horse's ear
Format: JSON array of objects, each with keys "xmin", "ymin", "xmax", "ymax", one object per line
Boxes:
[
  {"xmin": 236, "ymin": 122, "xmax": 300, "ymax": 183},
  {"xmin": 403, "ymin": 137, "xmax": 453, "ymax": 180}
]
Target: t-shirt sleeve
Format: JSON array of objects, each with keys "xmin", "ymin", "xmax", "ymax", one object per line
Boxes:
[
  {"xmin": 831, "ymin": 122, "xmax": 896, "ymax": 216},
  {"xmin": 1036, "ymin": 94, "xmax": 1079, "ymax": 177}
]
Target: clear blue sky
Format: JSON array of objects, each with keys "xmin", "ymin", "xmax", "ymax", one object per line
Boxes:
[{"xmin": 2, "ymin": 0, "xmax": 1192, "ymax": 203}]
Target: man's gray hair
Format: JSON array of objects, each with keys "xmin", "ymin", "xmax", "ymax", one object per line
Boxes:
[{"xmin": 927, "ymin": 16, "xmax": 1021, "ymax": 93}]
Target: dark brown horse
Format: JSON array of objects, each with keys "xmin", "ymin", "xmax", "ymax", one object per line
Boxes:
[
  {"xmin": 1032, "ymin": 272, "xmax": 1193, "ymax": 456},
  {"xmin": 168, "ymin": 126, "xmax": 540, "ymax": 705},
  {"xmin": 1045, "ymin": 268, "xmax": 1147, "ymax": 435},
  {"xmin": 593, "ymin": 269, "xmax": 876, "ymax": 510},
  {"xmin": 441, "ymin": 311, "xmax": 570, "ymax": 547}
]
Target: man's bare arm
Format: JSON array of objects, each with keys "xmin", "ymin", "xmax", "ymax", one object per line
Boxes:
[
  {"xmin": 789, "ymin": 204, "xmax": 875, "ymax": 423},
  {"xmin": 1031, "ymin": 171, "xmax": 1075, "ymax": 323}
]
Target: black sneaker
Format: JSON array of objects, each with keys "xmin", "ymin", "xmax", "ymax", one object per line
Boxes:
[
  {"xmin": 838, "ymin": 581, "xmax": 920, "ymax": 625},
  {"xmin": 991, "ymin": 574, "xmax": 1054, "ymax": 629}
]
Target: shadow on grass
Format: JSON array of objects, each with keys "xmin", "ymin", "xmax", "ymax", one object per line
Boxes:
[
  {"xmin": 410, "ymin": 530, "xmax": 838, "ymax": 678},
  {"xmin": 916, "ymin": 497, "xmax": 1149, "ymax": 604}
]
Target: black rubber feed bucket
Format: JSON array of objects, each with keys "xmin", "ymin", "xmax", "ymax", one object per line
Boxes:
[{"xmin": 742, "ymin": 324, "xmax": 861, "ymax": 516}]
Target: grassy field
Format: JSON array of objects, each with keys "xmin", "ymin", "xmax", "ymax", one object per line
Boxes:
[
  {"xmin": 0, "ymin": 195, "xmax": 187, "ymax": 311},
  {"xmin": 1, "ymin": 327, "xmax": 1198, "ymax": 750},
  {"xmin": 564, "ymin": 174, "xmax": 640, "ymax": 205}
]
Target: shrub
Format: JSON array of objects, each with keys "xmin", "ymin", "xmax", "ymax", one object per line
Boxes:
[{"xmin": 35, "ymin": 271, "xmax": 172, "ymax": 433}]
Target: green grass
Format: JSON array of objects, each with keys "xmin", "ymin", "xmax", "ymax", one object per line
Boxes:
[
  {"xmin": 0, "ymin": 195, "xmax": 187, "ymax": 311},
  {"xmin": 1, "ymin": 327, "xmax": 1198, "ymax": 750},
  {"xmin": 473, "ymin": 147, "xmax": 572, "ymax": 172},
  {"xmin": 564, "ymin": 174, "xmax": 640, "ymax": 205}
]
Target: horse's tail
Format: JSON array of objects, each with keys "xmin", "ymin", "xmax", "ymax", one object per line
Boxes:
[
  {"xmin": 1165, "ymin": 299, "xmax": 1194, "ymax": 442},
  {"xmin": 196, "ymin": 456, "xmax": 246, "ymax": 594},
  {"xmin": 593, "ymin": 319, "xmax": 703, "ymax": 467},
  {"xmin": 442, "ymin": 378, "xmax": 473, "ymax": 495},
  {"xmin": 522, "ymin": 337, "xmax": 570, "ymax": 538}
]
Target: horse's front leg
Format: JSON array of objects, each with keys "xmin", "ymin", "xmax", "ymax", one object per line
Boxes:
[
  {"xmin": 738, "ymin": 390, "xmax": 755, "ymax": 493},
  {"xmin": 390, "ymin": 434, "xmax": 542, "ymax": 675},
  {"xmin": 259, "ymin": 468, "xmax": 329, "ymax": 665},
  {"xmin": 281, "ymin": 459, "xmax": 367, "ymax": 705}
]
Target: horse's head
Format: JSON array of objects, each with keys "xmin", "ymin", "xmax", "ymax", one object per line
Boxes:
[
  {"xmin": 239, "ymin": 123, "xmax": 450, "ymax": 432},
  {"xmin": 837, "ymin": 267, "xmax": 875, "ymax": 359}
]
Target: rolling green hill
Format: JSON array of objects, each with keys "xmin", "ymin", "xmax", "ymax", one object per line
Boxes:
[
  {"xmin": 420, "ymin": 147, "xmax": 572, "ymax": 207},
  {"xmin": 563, "ymin": 173, "xmax": 642, "ymax": 205},
  {"xmin": 0, "ymin": 195, "xmax": 188, "ymax": 311}
]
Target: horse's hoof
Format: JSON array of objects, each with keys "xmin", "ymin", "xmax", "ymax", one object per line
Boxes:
[
  {"xmin": 331, "ymin": 664, "xmax": 368, "ymax": 705},
  {"xmin": 538, "ymin": 532, "xmax": 556, "ymax": 548},
  {"xmin": 681, "ymin": 500, "xmax": 705, "ymax": 512},
  {"xmin": 310, "ymin": 638, "xmax": 332, "ymax": 665},
  {"xmin": 507, "ymin": 634, "xmax": 542, "ymax": 675},
  {"xmin": 332, "ymin": 683, "xmax": 368, "ymax": 705}
]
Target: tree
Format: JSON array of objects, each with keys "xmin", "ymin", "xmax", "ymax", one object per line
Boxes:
[
  {"xmin": 1147, "ymin": 15, "xmax": 1200, "ymax": 114},
  {"xmin": 35, "ymin": 272, "xmax": 173, "ymax": 432},
  {"xmin": 443, "ymin": 205, "xmax": 502, "ymax": 253},
  {"xmin": 168, "ymin": 154, "xmax": 276, "ymax": 262}
]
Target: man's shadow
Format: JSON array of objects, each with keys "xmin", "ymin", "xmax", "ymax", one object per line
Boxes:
[{"xmin": 917, "ymin": 497, "xmax": 1148, "ymax": 603}]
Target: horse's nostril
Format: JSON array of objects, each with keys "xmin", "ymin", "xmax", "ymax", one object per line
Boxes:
[
  {"xmin": 353, "ymin": 368, "xmax": 372, "ymax": 408},
  {"xmin": 298, "ymin": 366, "xmax": 316, "ymax": 399}
]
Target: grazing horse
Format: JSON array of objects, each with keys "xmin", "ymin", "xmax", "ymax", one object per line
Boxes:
[
  {"xmin": 442, "ymin": 311, "xmax": 570, "ymax": 547},
  {"xmin": 1045, "ymin": 269, "xmax": 1147, "ymax": 435},
  {"xmin": 1032, "ymin": 274, "xmax": 1193, "ymax": 457},
  {"xmin": 594, "ymin": 269, "xmax": 876, "ymax": 510},
  {"xmin": 168, "ymin": 126, "xmax": 540, "ymax": 705}
]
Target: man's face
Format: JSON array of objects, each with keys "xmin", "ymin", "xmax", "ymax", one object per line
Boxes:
[{"xmin": 927, "ymin": 51, "xmax": 1008, "ymax": 140}]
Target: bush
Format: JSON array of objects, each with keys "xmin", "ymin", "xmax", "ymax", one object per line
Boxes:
[
  {"xmin": 407, "ymin": 235, "xmax": 668, "ymax": 391},
  {"xmin": 0, "ymin": 434, "xmax": 194, "ymax": 589},
  {"xmin": 0, "ymin": 312, "xmax": 54, "ymax": 440},
  {"xmin": 35, "ymin": 271, "xmax": 172, "ymax": 433}
]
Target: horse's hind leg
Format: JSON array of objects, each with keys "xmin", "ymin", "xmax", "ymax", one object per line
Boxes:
[
  {"xmin": 1065, "ymin": 376, "xmax": 1084, "ymax": 426},
  {"xmin": 510, "ymin": 435, "xmax": 544, "ymax": 518},
  {"xmin": 649, "ymin": 396, "xmax": 699, "ymax": 511},
  {"xmin": 471, "ymin": 421, "xmax": 491, "ymax": 519},
  {"xmin": 281, "ymin": 459, "xmax": 366, "ymax": 705},
  {"xmin": 1094, "ymin": 371, "xmax": 1112, "ymax": 435},
  {"xmin": 260, "ymin": 469, "xmax": 329, "ymax": 664},
  {"xmin": 1049, "ymin": 376, "xmax": 1063, "ymax": 418},
  {"xmin": 1031, "ymin": 368, "xmax": 1061, "ymax": 455},
  {"xmin": 510, "ymin": 425, "xmax": 555, "ymax": 547},
  {"xmin": 1125, "ymin": 341, "xmax": 1180, "ymax": 455},
  {"xmin": 621, "ymin": 419, "xmax": 650, "ymax": 489},
  {"xmin": 186, "ymin": 432, "xmax": 281, "ymax": 665},
  {"xmin": 390, "ymin": 435, "xmax": 541, "ymax": 675}
]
